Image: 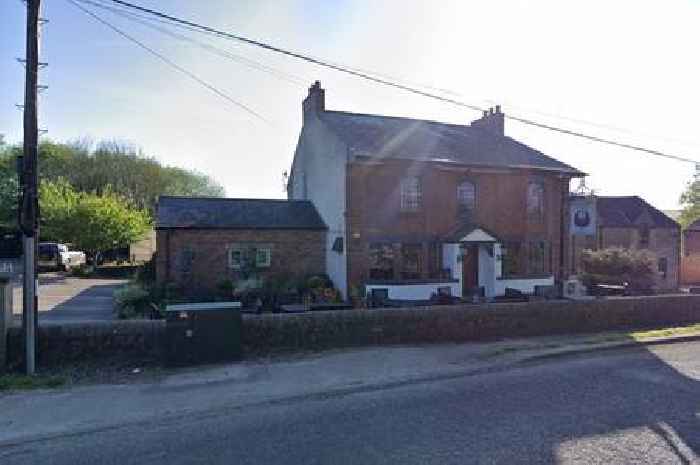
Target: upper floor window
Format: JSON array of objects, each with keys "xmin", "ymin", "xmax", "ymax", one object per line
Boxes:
[
  {"xmin": 639, "ymin": 224, "xmax": 650, "ymax": 248},
  {"xmin": 400, "ymin": 176, "xmax": 422, "ymax": 211},
  {"xmin": 527, "ymin": 181, "xmax": 545, "ymax": 221},
  {"xmin": 457, "ymin": 180, "xmax": 476, "ymax": 214}
]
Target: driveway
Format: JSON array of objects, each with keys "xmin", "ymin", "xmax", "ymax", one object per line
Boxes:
[{"xmin": 12, "ymin": 272, "xmax": 127, "ymax": 322}]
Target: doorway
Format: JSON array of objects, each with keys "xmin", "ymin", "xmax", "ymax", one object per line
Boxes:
[{"xmin": 461, "ymin": 244, "xmax": 479, "ymax": 296}]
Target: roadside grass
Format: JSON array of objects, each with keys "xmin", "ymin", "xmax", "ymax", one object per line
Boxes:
[
  {"xmin": 0, "ymin": 374, "xmax": 66, "ymax": 392},
  {"xmin": 478, "ymin": 322, "xmax": 700, "ymax": 360}
]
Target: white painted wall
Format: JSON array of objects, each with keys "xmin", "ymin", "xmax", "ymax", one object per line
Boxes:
[
  {"xmin": 442, "ymin": 243, "xmax": 462, "ymax": 298},
  {"xmin": 366, "ymin": 282, "xmax": 461, "ymax": 301},
  {"xmin": 494, "ymin": 276, "xmax": 555, "ymax": 295},
  {"xmin": 289, "ymin": 110, "xmax": 348, "ymax": 298}
]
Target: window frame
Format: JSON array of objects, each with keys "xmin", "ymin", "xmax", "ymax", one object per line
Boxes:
[
  {"xmin": 228, "ymin": 246, "xmax": 243, "ymax": 270},
  {"xmin": 255, "ymin": 247, "xmax": 272, "ymax": 268},
  {"xmin": 400, "ymin": 176, "xmax": 422, "ymax": 212},
  {"xmin": 456, "ymin": 179, "xmax": 477, "ymax": 215},
  {"xmin": 526, "ymin": 181, "xmax": 545, "ymax": 222}
]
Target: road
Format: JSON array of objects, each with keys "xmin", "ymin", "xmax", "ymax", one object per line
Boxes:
[
  {"xmin": 11, "ymin": 272, "xmax": 126, "ymax": 322},
  {"xmin": 2, "ymin": 341, "xmax": 699, "ymax": 464}
]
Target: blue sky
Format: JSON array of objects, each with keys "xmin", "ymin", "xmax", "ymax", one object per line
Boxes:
[{"xmin": 1, "ymin": 0, "xmax": 699, "ymax": 210}]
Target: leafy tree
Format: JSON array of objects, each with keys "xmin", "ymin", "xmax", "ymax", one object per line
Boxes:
[
  {"xmin": 39, "ymin": 179, "xmax": 151, "ymax": 259},
  {"xmin": 679, "ymin": 168, "xmax": 700, "ymax": 228}
]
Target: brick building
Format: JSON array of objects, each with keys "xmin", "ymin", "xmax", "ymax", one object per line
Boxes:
[
  {"xmin": 570, "ymin": 195, "xmax": 680, "ymax": 291},
  {"xmin": 288, "ymin": 81, "xmax": 585, "ymax": 300},
  {"xmin": 155, "ymin": 196, "xmax": 327, "ymax": 296},
  {"xmin": 681, "ymin": 218, "xmax": 700, "ymax": 284}
]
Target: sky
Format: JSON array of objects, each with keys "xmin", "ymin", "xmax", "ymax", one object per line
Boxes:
[{"xmin": 1, "ymin": 0, "xmax": 699, "ymax": 210}]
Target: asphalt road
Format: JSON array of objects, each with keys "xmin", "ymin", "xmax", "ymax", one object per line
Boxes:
[
  {"xmin": 11, "ymin": 272, "xmax": 126, "ymax": 322},
  {"xmin": 2, "ymin": 342, "xmax": 700, "ymax": 464}
]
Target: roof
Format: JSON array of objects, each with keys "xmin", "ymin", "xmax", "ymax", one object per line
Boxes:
[
  {"xmin": 686, "ymin": 218, "xmax": 700, "ymax": 231},
  {"xmin": 319, "ymin": 110, "xmax": 584, "ymax": 175},
  {"xmin": 156, "ymin": 196, "xmax": 327, "ymax": 230},
  {"xmin": 443, "ymin": 223, "xmax": 501, "ymax": 243},
  {"xmin": 596, "ymin": 196, "xmax": 679, "ymax": 229}
]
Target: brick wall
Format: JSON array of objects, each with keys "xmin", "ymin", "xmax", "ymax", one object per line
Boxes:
[
  {"xmin": 156, "ymin": 228, "xmax": 326, "ymax": 295},
  {"xmin": 346, "ymin": 159, "xmax": 570, "ymax": 289}
]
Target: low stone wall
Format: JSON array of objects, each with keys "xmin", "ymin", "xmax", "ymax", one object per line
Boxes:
[
  {"xmin": 242, "ymin": 294, "xmax": 700, "ymax": 354},
  {"xmin": 5, "ymin": 320, "xmax": 165, "ymax": 369},
  {"xmin": 4, "ymin": 295, "xmax": 700, "ymax": 367}
]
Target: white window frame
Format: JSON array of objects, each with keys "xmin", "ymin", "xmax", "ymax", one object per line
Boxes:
[
  {"xmin": 228, "ymin": 246, "xmax": 243, "ymax": 270},
  {"xmin": 400, "ymin": 176, "xmax": 422, "ymax": 212},
  {"xmin": 255, "ymin": 247, "xmax": 272, "ymax": 268}
]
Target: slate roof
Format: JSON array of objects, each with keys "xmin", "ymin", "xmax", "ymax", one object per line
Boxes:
[
  {"xmin": 596, "ymin": 196, "xmax": 679, "ymax": 229},
  {"xmin": 319, "ymin": 111, "xmax": 584, "ymax": 175},
  {"xmin": 156, "ymin": 196, "xmax": 327, "ymax": 230},
  {"xmin": 686, "ymin": 218, "xmax": 700, "ymax": 232}
]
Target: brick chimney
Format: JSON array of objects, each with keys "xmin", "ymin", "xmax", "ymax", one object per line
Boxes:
[
  {"xmin": 302, "ymin": 80, "xmax": 325, "ymax": 119},
  {"xmin": 470, "ymin": 105, "xmax": 504, "ymax": 136}
]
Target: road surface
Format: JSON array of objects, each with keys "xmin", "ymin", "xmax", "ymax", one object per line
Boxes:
[
  {"xmin": 11, "ymin": 272, "xmax": 126, "ymax": 322},
  {"xmin": 2, "ymin": 341, "xmax": 699, "ymax": 464}
]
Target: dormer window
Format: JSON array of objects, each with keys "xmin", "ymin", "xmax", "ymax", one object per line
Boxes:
[
  {"xmin": 400, "ymin": 176, "xmax": 422, "ymax": 212},
  {"xmin": 527, "ymin": 181, "xmax": 545, "ymax": 221}
]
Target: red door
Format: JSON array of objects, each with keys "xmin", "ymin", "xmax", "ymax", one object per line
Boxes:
[{"xmin": 462, "ymin": 244, "xmax": 479, "ymax": 295}]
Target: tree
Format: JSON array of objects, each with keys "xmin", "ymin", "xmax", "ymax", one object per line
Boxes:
[
  {"xmin": 0, "ymin": 146, "xmax": 19, "ymax": 228},
  {"xmin": 39, "ymin": 179, "xmax": 152, "ymax": 259},
  {"xmin": 580, "ymin": 247, "xmax": 655, "ymax": 291},
  {"xmin": 679, "ymin": 168, "xmax": 700, "ymax": 228},
  {"xmin": 1, "ymin": 139, "xmax": 225, "ymax": 215}
]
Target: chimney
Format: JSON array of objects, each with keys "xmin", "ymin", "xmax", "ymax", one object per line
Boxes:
[
  {"xmin": 470, "ymin": 105, "xmax": 504, "ymax": 136},
  {"xmin": 302, "ymin": 80, "xmax": 325, "ymax": 119}
]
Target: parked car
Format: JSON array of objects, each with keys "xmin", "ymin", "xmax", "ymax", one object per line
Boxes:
[{"xmin": 38, "ymin": 242, "xmax": 86, "ymax": 271}]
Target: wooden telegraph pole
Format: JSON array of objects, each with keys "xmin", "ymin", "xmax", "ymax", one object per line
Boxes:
[{"xmin": 22, "ymin": 0, "xmax": 42, "ymax": 375}]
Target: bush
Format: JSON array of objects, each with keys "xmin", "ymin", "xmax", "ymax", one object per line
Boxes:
[
  {"xmin": 580, "ymin": 247, "xmax": 655, "ymax": 292},
  {"xmin": 113, "ymin": 284, "xmax": 155, "ymax": 319}
]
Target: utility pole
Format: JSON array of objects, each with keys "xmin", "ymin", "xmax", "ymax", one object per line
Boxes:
[{"xmin": 21, "ymin": 0, "xmax": 42, "ymax": 375}]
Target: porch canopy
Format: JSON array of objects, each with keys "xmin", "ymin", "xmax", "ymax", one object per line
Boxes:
[{"xmin": 443, "ymin": 224, "xmax": 500, "ymax": 244}]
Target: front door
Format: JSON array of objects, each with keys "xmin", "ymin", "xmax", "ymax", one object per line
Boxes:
[{"xmin": 462, "ymin": 244, "xmax": 479, "ymax": 295}]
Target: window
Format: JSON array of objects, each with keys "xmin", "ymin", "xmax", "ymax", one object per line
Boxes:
[
  {"xmin": 400, "ymin": 176, "xmax": 422, "ymax": 211},
  {"xmin": 369, "ymin": 243, "xmax": 394, "ymax": 280},
  {"xmin": 255, "ymin": 247, "xmax": 271, "ymax": 268},
  {"xmin": 640, "ymin": 224, "xmax": 650, "ymax": 248},
  {"xmin": 527, "ymin": 241, "xmax": 550, "ymax": 274},
  {"xmin": 658, "ymin": 257, "xmax": 668, "ymax": 278},
  {"xmin": 501, "ymin": 242, "xmax": 522, "ymax": 277},
  {"xmin": 527, "ymin": 181, "xmax": 545, "ymax": 221},
  {"xmin": 228, "ymin": 246, "xmax": 243, "ymax": 269},
  {"xmin": 457, "ymin": 180, "xmax": 476, "ymax": 215},
  {"xmin": 400, "ymin": 244, "xmax": 422, "ymax": 279}
]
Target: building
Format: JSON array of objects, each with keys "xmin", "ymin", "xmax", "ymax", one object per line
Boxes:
[
  {"xmin": 155, "ymin": 196, "xmax": 327, "ymax": 296},
  {"xmin": 681, "ymin": 218, "xmax": 700, "ymax": 284},
  {"xmin": 288, "ymin": 81, "xmax": 585, "ymax": 300},
  {"xmin": 570, "ymin": 195, "xmax": 680, "ymax": 290}
]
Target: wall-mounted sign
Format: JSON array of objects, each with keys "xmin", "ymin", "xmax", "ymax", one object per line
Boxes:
[
  {"xmin": 570, "ymin": 196, "xmax": 596, "ymax": 236},
  {"xmin": 0, "ymin": 230, "xmax": 22, "ymax": 259}
]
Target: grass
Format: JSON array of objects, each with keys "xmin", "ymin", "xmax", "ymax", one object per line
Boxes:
[
  {"xmin": 629, "ymin": 323, "xmax": 700, "ymax": 341},
  {"xmin": 0, "ymin": 374, "xmax": 66, "ymax": 392},
  {"xmin": 478, "ymin": 322, "xmax": 700, "ymax": 360}
]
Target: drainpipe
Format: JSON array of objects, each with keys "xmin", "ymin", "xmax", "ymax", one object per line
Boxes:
[{"xmin": 559, "ymin": 177, "xmax": 568, "ymax": 289}]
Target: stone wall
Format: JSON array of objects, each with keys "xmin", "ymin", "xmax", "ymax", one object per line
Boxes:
[
  {"xmin": 5, "ymin": 295, "xmax": 700, "ymax": 368},
  {"xmin": 241, "ymin": 295, "xmax": 700, "ymax": 355},
  {"xmin": 5, "ymin": 320, "xmax": 165, "ymax": 368}
]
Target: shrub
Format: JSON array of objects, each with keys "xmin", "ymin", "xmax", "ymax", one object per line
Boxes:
[
  {"xmin": 113, "ymin": 284, "xmax": 154, "ymax": 319},
  {"xmin": 580, "ymin": 247, "xmax": 655, "ymax": 291}
]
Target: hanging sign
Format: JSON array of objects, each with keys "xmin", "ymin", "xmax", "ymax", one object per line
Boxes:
[{"xmin": 570, "ymin": 196, "xmax": 596, "ymax": 236}]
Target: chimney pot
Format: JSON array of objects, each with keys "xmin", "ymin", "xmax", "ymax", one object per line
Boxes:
[{"xmin": 495, "ymin": 105, "xmax": 501, "ymax": 114}]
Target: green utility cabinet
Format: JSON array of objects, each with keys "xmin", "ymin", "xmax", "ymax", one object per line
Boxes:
[{"xmin": 165, "ymin": 302, "xmax": 242, "ymax": 366}]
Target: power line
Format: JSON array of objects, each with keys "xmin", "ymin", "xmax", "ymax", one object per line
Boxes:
[
  {"xmin": 75, "ymin": 0, "xmax": 308, "ymax": 87},
  {"xmin": 98, "ymin": 0, "xmax": 699, "ymax": 165},
  {"xmin": 66, "ymin": 0, "xmax": 268, "ymax": 123}
]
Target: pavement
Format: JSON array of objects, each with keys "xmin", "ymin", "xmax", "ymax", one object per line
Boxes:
[
  {"xmin": 11, "ymin": 272, "xmax": 126, "ymax": 323},
  {"xmin": 1, "ymin": 335, "xmax": 700, "ymax": 464}
]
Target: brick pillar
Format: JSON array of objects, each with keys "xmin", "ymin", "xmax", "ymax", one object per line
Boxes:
[{"xmin": 0, "ymin": 278, "xmax": 12, "ymax": 372}]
